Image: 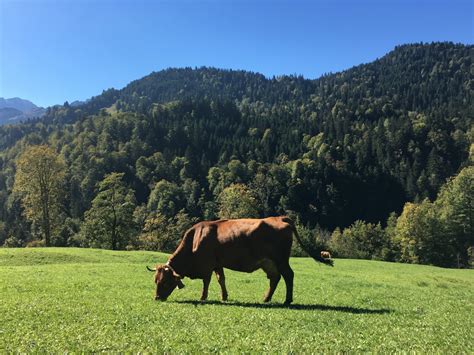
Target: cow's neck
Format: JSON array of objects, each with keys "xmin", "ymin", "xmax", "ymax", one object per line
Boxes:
[
  {"xmin": 167, "ymin": 227, "xmax": 196, "ymax": 278},
  {"xmin": 167, "ymin": 248, "xmax": 190, "ymax": 278}
]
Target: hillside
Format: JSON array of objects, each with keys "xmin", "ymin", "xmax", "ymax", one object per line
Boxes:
[
  {"xmin": 0, "ymin": 42, "xmax": 471, "ymax": 260},
  {"xmin": 42, "ymin": 42, "xmax": 471, "ymax": 127},
  {"xmin": 0, "ymin": 248, "xmax": 472, "ymax": 352}
]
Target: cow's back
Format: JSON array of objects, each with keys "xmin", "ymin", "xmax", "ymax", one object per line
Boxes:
[{"xmin": 212, "ymin": 217, "xmax": 293, "ymax": 272}]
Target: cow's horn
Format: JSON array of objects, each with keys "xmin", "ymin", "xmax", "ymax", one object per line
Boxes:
[{"xmin": 146, "ymin": 266, "xmax": 156, "ymax": 272}]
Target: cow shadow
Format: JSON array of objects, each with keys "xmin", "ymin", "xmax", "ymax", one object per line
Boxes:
[{"xmin": 174, "ymin": 300, "xmax": 392, "ymax": 314}]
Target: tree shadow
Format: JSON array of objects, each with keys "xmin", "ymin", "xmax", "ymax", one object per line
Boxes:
[{"xmin": 173, "ymin": 300, "xmax": 392, "ymax": 314}]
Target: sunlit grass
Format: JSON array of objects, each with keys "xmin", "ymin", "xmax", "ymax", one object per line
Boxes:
[{"xmin": 0, "ymin": 248, "xmax": 472, "ymax": 352}]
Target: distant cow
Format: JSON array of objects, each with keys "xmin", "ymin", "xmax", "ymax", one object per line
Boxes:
[
  {"xmin": 147, "ymin": 216, "xmax": 333, "ymax": 304},
  {"xmin": 320, "ymin": 251, "xmax": 331, "ymax": 259}
]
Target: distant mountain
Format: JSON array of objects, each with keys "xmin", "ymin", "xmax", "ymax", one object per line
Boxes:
[
  {"xmin": 70, "ymin": 100, "xmax": 85, "ymax": 107},
  {"xmin": 0, "ymin": 97, "xmax": 46, "ymax": 124},
  {"xmin": 70, "ymin": 99, "xmax": 91, "ymax": 107},
  {"xmin": 0, "ymin": 107, "xmax": 23, "ymax": 121},
  {"xmin": 0, "ymin": 97, "xmax": 37, "ymax": 112}
]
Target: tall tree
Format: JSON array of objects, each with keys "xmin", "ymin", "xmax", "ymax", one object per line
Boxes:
[
  {"xmin": 218, "ymin": 183, "xmax": 259, "ymax": 219},
  {"xmin": 13, "ymin": 145, "xmax": 66, "ymax": 246},
  {"xmin": 81, "ymin": 172, "xmax": 136, "ymax": 250},
  {"xmin": 435, "ymin": 166, "xmax": 474, "ymax": 267},
  {"xmin": 391, "ymin": 200, "xmax": 447, "ymax": 265}
]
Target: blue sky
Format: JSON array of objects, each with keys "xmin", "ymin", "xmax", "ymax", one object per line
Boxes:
[{"xmin": 0, "ymin": 0, "xmax": 472, "ymax": 107}]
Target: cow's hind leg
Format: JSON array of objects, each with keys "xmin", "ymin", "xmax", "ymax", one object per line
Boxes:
[
  {"xmin": 261, "ymin": 260, "xmax": 281, "ymax": 303},
  {"xmin": 214, "ymin": 267, "xmax": 228, "ymax": 301},
  {"xmin": 200, "ymin": 274, "xmax": 212, "ymax": 301},
  {"xmin": 278, "ymin": 262, "xmax": 294, "ymax": 305}
]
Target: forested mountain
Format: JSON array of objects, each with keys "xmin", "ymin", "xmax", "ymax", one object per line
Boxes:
[{"xmin": 0, "ymin": 42, "xmax": 472, "ymax": 265}]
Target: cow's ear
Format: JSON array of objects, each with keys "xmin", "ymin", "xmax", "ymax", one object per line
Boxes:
[{"xmin": 177, "ymin": 279, "xmax": 185, "ymax": 289}]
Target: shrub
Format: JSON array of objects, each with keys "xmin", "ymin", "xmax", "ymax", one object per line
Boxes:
[
  {"xmin": 2, "ymin": 236, "xmax": 23, "ymax": 248},
  {"xmin": 26, "ymin": 239, "xmax": 46, "ymax": 248},
  {"xmin": 329, "ymin": 221, "xmax": 387, "ymax": 259},
  {"xmin": 137, "ymin": 210, "xmax": 198, "ymax": 253}
]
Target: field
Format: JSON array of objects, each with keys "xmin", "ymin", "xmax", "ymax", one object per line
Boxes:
[{"xmin": 0, "ymin": 248, "xmax": 473, "ymax": 352}]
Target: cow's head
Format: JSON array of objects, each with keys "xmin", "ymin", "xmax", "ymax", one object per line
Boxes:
[{"xmin": 147, "ymin": 264, "xmax": 185, "ymax": 301}]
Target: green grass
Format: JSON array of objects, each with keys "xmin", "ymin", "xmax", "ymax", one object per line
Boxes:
[{"xmin": 0, "ymin": 248, "xmax": 473, "ymax": 352}]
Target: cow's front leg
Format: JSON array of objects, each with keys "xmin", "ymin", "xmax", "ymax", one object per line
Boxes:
[
  {"xmin": 214, "ymin": 267, "xmax": 228, "ymax": 301},
  {"xmin": 200, "ymin": 275, "xmax": 211, "ymax": 301}
]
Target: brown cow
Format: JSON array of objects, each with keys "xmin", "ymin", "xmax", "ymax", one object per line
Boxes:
[
  {"xmin": 320, "ymin": 251, "xmax": 331, "ymax": 259},
  {"xmin": 147, "ymin": 216, "xmax": 333, "ymax": 304}
]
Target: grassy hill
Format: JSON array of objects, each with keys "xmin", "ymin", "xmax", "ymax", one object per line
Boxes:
[{"xmin": 0, "ymin": 248, "xmax": 472, "ymax": 352}]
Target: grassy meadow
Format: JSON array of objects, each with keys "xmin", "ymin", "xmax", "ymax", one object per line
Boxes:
[{"xmin": 0, "ymin": 247, "xmax": 472, "ymax": 352}]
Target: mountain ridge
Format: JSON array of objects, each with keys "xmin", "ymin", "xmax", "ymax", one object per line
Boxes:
[{"xmin": 42, "ymin": 41, "xmax": 471, "ymax": 125}]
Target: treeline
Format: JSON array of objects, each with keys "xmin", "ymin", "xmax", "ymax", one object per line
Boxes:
[
  {"xmin": 326, "ymin": 165, "xmax": 473, "ymax": 267},
  {"xmin": 6, "ymin": 146, "xmax": 472, "ymax": 268},
  {"xmin": 0, "ymin": 42, "xmax": 472, "ymax": 268}
]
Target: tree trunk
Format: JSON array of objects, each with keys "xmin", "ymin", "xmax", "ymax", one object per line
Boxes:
[
  {"xmin": 111, "ymin": 228, "xmax": 117, "ymax": 250},
  {"xmin": 111, "ymin": 186, "xmax": 117, "ymax": 250},
  {"xmin": 111, "ymin": 212, "xmax": 117, "ymax": 250},
  {"xmin": 42, "ymin": 199, "xmax": 51, "ymax": 247}
]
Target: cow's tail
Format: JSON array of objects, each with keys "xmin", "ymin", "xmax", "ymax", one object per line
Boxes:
[{"xmin": 283, "ymin": 216, "xmax": 334, "ymax": 267}]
